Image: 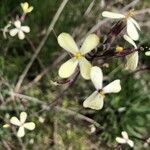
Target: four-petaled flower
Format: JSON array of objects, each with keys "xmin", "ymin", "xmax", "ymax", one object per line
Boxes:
[
  {"xmin": 21, "ymin": 2, "xmax": 33, "ymax": 14},
  {"xmin": 123, "ymin": 34, "xmax": 139, "ymax": 71},
  {"xmin": 10, "ymin": 112, "xmax": 35, "ymax": 138},
  {"xmin": 9, "ymin": 20, "xmax": 30, "ymax": 40},
  {"xmin": 102, "ymin": 10, "xmax": 140, "ymax": 41},
  {"xmin": 116, "ymin": 131, "xmax": 134, "ymax": 147},
  {"xmin": 58, "ymin": 33, "xmax": 99, "ymax": 79},
  {"xmin": 83, "ymin": 66, "xmax": 121, "ymax": 110}
]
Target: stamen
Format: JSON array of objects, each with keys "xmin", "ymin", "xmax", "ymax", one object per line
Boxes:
[
  {"xmin": 74, "ymin": 52, "xmax": 82, "ymax": 59},
  {"xmin": 115, "ymin": 46, "xmax": 123, "ymax": 52},
  {"xmin": 125, "ymin": 9, "xmax": 134, "ymax": 19}
]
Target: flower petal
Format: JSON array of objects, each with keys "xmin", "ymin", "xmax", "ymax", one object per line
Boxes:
[
  {"xmin": 24, "ymin": 122, "xmax": 35, "ymax": 130},
  {"xmin": 10, "ymin": 117, "xmax": 21, "ymax": 126},
  {"xmin": 123, "ymin": 34, "xmax": 137, "ymax": 49},
  {"xmin": 127, "ymin": 19, "xmax": 139, "ymax": 41},
  {"xmin": 125, "ymin": 51, "xmax": 138, "ymax": 71},
  {"xmin": 58, "ymin": 58, "xmax": 78, "ymax": 78},
  {"xmin": 103, "ymin": 79, "xmax": 121, "ymax": 94},
  {"xmin": 14, "ymin": 20, "xmax": 21, "ymax": 28},
  {"xmin": 129, "ymin": 17, "xmax": 141, "ymax": 31},
  {"xmin": 121, "ymin": 131, "xmax": 128, "ymax": 140},
  {"xmin": 21, "ymin": 2, "xmax": 29, "ymax": 11},
  {"xmin": 127, "ymin": 140, "xmax": 134, "ymax": 147},
  {"xmin": 20, "ymin": 112, "xmax": 27, "ymax": 124},
  {"xmin": 80, "ymin": 34, "xmax": 99, "ymax": 55},
  {"xmin": 90, "ymin": 66, "xmax": 103, "ymax": 90},
  {"xmin": 57, "ymin": 33, "xmax": 79, "ymax": 54},
  {"xmin": 17, "ymin": 127, "xmax": 25, "ymax": 137},
  {"xmin": 116, "ymin": 137, "xmax": 126, "ymax": 144},
  {"xmin": 145, "ymin": 51, "xmax": 150, "ymax": 56},
  {"xmin": 21, "ymin": 26, "xmax": 30, "ymax": 33},
  {"xmin": 79, "ymin": 57, "xmax": 92, "ymax": 80},
  {"xmin": 83, "ymin": 91, "xmax": 104, "ymax": 110},
  {"xmin": 102, "ymin": 11, "xmax": 125, "ymax": 19},
  {"xmin": 9, "ymin": 28, "xmax": 18, "ymax": 37},
  {"xmin": 27, "ymin": 7, "xmax": 33, "ymax": 13},
  {"xmin": 18, "ymin": 30, "xmax": 25, "ymax": 40}
]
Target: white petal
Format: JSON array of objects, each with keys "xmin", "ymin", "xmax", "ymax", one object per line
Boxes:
[
  {"xmin": 103, "ymin": 79, "xmax": 121, "ymax": 94},
  {"xmin": 24, "ymin": 122, "xmax": 35, "ymax": 130},
  {"xmin": 121, "ymin": 131, "xmax": 129, "ymax": 140},
  {"xmin": 83, "ymin": 91, "xmax": 104, "ymax": 110},
  {"xmin": 125, "ymin": 51, "xmax": 139, "ymax": 71},
  {"xmin": 90, "ymin": 66, "xmax": 103, "ymax": 90},
  {"xmin": 57, "ymin": 33, "xmax": 79, "ymax": 54},
  {"xmin": 80, "ymin": 34, "xmax": 99, "ymax": 55},
  {"xmin": 79, "ymin": 57, "xmax": 92, "ymax": 80},
  {"xmin": 17, "ymin": 127, "xmax": 25, "ymax": 137},
  {"xmin": 21, "ymin": 26, "xmax": 30, "ymax": 33},
  {"xmin": 14, "ymin": 20, "xmax": 21, "ymax": 28},
  {"xmin": 123, "ymin": 34, "xmax": 137, "ymax": 49},
  {"xmin": 18, "ymin": 30, "xmax": 25, "ymax": 40},
  {"xmin": 127, "ymin": 19, "xmax": 139, "ymax": 41},
  {"xmin": 127, "ymin": 140, "xmax": 134, "ymax": 147},
  {"xmin": 58, "ymin": 58, "xmax": 78, "ymax": 78},
  {"xmin": 20, "ymin": 112, "xmax": 27, "ymax": 124},
  {"xmin": 116, "ymin": 137, "xmax": 126, "ymax": 144},
  {"xmin": 145, "ymin": 51, "xmax": 150, "ymax": 56},
  {"xmin": 102, "ymin": 11, "xmax": 125, "ymax": 19},
  {"xmin": 129, "ymin": 17, "xmax": 140, "ymax": 31},
  {"xmin": 10, "ymin": 117, "xmax": 21, "ymax": 126},
  {"xmin": 9, "ymin": 28, "xmax": 18, "ymax": 37}
]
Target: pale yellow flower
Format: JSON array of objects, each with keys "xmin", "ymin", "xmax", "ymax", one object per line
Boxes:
[
  {"xmin": 102, "ymin": 10, "xmax": 140, "ymax": 41},
  {"xmin": 116, "ymin": 131, "xmax": 134, "ymax": 147},
  {"xmin": 10, "ymin": 112, "xmax": 35, "ymax": 138},
  {"xmin": 21, "ymin": 2, "xmax": 33, "ymax": 14},
  {"xmin": 83, "ymin": 66, "xmax": 121, "ymax": 110},
  {"xmin": 58, "ymin": 33, "xmax": 99, "ymax": 79}
]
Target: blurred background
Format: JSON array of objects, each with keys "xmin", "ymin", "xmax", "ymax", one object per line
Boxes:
[{"xmin": 0, "ymin": 0, "xmax": 150, "ymax": 149}]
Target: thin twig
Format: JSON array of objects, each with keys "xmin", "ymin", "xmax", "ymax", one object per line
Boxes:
[{"xmin": 14, "ymin": 0, "xmax": 69, "ymax": 92}]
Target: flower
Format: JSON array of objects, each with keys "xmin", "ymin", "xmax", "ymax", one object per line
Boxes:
[
  {"xmin": 9, "ymin": 20, "xmax": 30, "ymax": 40},
  {"xmin": 10, "ymin": 112, "xmax": 35, "ymax": 137},
  {"xmin": 83, "ymin": 66, "xmax": 121, "ymax": 110},
  {"xmin": 58, "ymin": 33, "xmax": 99, "ymax": 79},
  {"xmin": 145, "ymin": 51, "xmax": 150, "ymax": 56},
  {"xmin": 102, "ymin": 10, "xmax": 140, "ymax": 41},
  {"xmin": 21, "ymin": 2, "xmax": 33, "ymax": 14},
  {"xmin": 123, "ymin": 34, "xmax": 139, "ymax": 71},
  {"xmin": 116, "ymin": 131, "xmax": 134, "ymax": 147}
]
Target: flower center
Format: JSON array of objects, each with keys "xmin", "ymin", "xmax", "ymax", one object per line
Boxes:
[
  {"xmin": 74, "ymin": 52, "xmax": 82, "ymax": 60},
  {"xmin": 99, "ymin": 90, "xmax": 105, "ymax": 97},
  {"xmin": 125, "ymin": 9, "xmax": 134, "ymax": 19}
]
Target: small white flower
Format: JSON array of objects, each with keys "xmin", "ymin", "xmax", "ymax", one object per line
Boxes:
[
  {"xmin": 21, "ymin": 2, "xmax": 33, "ymax": 14},
  {"xmin": 9, "ymin": 20, "xmax": 30, "ymax": 40},
  {"xmin": 145, "ymin": 51, "xmax": 150, "ymax": 56},
  {"xmin": 116, "ymin": 131, "xmax": 134, "ymax": 147},
  {"xmin": 10, "ymin": 112, "xmax": 35, "ymax": 138},
  {"xmin": 123, "ymin": 34, "xmax": 139, "ymax": 71},
  {"xmin": 58, "ymin": 33, "xmax": 99, "ymax": 79},
  {"xmin": 83, "ymin": 66, "xmax": 121, "ymax": 110},
  {"xmin": 102, "ymin": 10, "xmax": 140, "ymax": 41}
]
